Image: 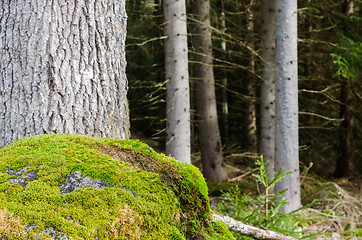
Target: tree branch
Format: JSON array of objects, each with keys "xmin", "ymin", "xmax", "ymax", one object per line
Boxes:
[{"xmin": 213, "ymin": 213, "xmax": 298, "ymax": 240}]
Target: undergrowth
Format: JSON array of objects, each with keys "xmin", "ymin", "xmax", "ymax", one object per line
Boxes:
[{"xmin": 214, "ymin": 156, "xmax": 362, "ymax": 239}]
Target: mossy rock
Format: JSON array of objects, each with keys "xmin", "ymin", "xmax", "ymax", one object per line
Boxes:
[{"xmin": 0, "ymin": 134, "xmax": 234, "ymax": 239}]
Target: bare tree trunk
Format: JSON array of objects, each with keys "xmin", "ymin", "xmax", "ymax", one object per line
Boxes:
[
  {"xmin": 192, "ymin": 0, "xmax": 227, "ymax": 182},
  {"xmin": 260, "ymin": 0, "xmax": 276, "ymax": 181},
  {"xmin": 220, "ymin": 6, "xmax": 230, "ymax": 147},
  {"xmin": 274, "ymin": 0, "xmax": 301, "ymax": 213},
  {"xmin": 244, "ymin": 0, "xmax": 257, "ymax": 152},
  {"xmin": 334, "ymin": 80, "xmax": 355, "ymax": 178},
  {"xmin": 333, "ymin": 0, "xmax": 356, "ymax": 179},
  {"xmin": 164, "ymin": 0, "xmax": 191, "ymax": 164},
  {"xmin": 0, "ymin": 0, "xmax": 129, "ymax": 148}
]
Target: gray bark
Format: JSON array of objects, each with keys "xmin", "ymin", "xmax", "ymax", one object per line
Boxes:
[
  {"xmin": 192, "ymin": 0, "xmax": 226, "ymax": 182},
  {"xmin": 260, "ymin": 0, "xmax": 276, "ymax": 182},
  {"xmin": 163, "ymin": 0, "xmax": 191, "ymax": 164},
  {"xmin": 275, "ymin": 0, "xmax": 301, "ymax": 213},
  {"xmin": 0, "ymin": 0, "xmax": 129, "ymax": 148},
  {"xmin": 220, "ymin": 9, "xmax": 229, "ymax": 146},
  {"xmin": 244, "ymin": 0, "xmax": 257, "ymax": 152}
]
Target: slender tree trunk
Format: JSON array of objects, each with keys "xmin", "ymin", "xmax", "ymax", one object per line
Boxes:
[
  {"xmin": 192, "ymin": 0, "xmax": 227, "ymax": 182},
  {"xmin": 164, "ymin": 0, "xmax": 191, "ymax": 164},
  {"xmin": 334, "ymin": 80, "xmax": 355, "ymax": 178},
  {"xmin": 260, "ymin": 0, "xmax": 276, "ymax": 181},
  {"xmin": 334, "ymin": 0, "xmax": 356, "ymax": 179},
  {"xmin": 0, "ymin": 0, "xmax": 129, "ymax": 148},
  {"xmin": 244, "ymin": 0, "xmax": 257, "ymax": 152},
  {"xmin": 220, "ymin": 7, "xmax": 230, "ymax": 147},
  {"xmin": 274, "ymin": 0, "xmax": 301, "ymax": 213}
]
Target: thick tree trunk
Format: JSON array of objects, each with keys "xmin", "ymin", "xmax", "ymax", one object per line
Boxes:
[
  {"xmin": 260, "ymin": 0, "xmax": 276, "ymax": 181},
  {"xmin": 164, "ymin": 0, "xmax": 191, "ymax": 164},
  {"xmin": 334, "ymin": 81, "xmax": 355, "ymax": 178},
  {"xmin": 0, "ymin": 0, "xmax": 129, "ymax": 148},
  {"xmin": 274, "ymin": 0, "xmax": 301, "ymax": 213},
  {"xmin": 192, "ymin": 0, "xmax": 226, "ymax": 182},
  {"xmin": 244, "ymin": 0, "xmax": 257, "ymax": 152}
]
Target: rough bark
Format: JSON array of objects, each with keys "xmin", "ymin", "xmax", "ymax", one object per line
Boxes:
[
  {"xmin": 260, "ymin": 0, "xmax": 276, "ymax": 181},
  {"xmin": 163, "ymin": 0, "xmax": 191, "ymax": 164},
  {"xmin": 274, "ymin": 0, "xmax": 301, "ymax": 213},
  {"xmin": 334, "ymin": 80, "xmax": 355, "ymax": 178},
  {"xmin": 213, "ymin": 213, "xmax": 298, "ymax": 240},
  {"xmin": 0, "ymin": 0, "xmax": 129, "ymax": 148},
  {"xmin": 192, "ymin": 0, "xmax": 226, "ymax": 182},
  {"xmin": 244, "ymin": 0, "xmax": 257, "ymax": 152}
]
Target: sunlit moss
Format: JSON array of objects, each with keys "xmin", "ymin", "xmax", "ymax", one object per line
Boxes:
[{"xmin": 0, "ymin": 134, "xmax": 233, "ymax": 239}]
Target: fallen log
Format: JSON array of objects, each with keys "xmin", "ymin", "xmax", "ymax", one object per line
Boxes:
[{"xmin": 213, "ymin": 213, "xmax": 298, "ymax": 240}]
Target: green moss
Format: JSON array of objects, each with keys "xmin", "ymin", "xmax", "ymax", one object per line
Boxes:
[
  {"xmin": 0, "ymin": 134, "xmax": 233, "ymax": 239},
  {"xmin": 210, "ymin": 221, "xmax": 235, "ymax": 239}
]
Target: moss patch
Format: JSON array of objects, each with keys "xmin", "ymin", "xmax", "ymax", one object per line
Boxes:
[{"xmin": 0, "ymin": 134, "xmax": 233, "ymax": 239}]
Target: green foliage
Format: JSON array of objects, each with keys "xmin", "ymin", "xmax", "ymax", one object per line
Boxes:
[
  {"xmin": 216, "ymin": 156, "xmax": 318, "ymax": 239},
  {"xmin": 330, "ymin": 36, "xmax": 362, "ymax": 82}
]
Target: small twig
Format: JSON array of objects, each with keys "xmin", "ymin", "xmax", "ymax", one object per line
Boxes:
[
  {"xmin": 299, "ymin": 111, "xmax": 343, "ymax": 122},
  {"xmin": 300, "ymin": 162, "xmax": 313, "ymax": 184},
  {"xmin": 228, "ymin": 169, "xmax": 258, "ymax": 183}
]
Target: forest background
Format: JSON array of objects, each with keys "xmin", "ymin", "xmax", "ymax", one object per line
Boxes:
[
  {"xmin": 0, "ymin": 0, "xmax": 360, "ymax": 238},
  {"xmin": 126, "ymin": 0, "xmax": 361, "ymax": 180},
  {"xmin": 126, "ymin": 0, "xmax": 362, "ymax": 237}
]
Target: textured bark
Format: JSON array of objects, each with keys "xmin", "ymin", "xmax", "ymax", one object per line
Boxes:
[
  {"xmin": 260, "ymin": 0, "xmax": 276, "ymax": 181},
  {"xmin": 192, "ymin": 0, "xmax": 226, "ymax": 182},
  {"xmin": 0, "ymin": 0, "xmax": 129, "ymax": 148},
  {"xmin": 274, "ymin": 0, "xmax": 301, "ymax": 213},
  {"xmin": 164, "ymin": 0, "xmax": 191, "ymax": 164},
  {"xmin": 244, "ymin": 0, "xmax": 257, "ymax": 152},
  {"xmin": 334, "ymin": 81, "xmax": 355, "ymax": 178}
]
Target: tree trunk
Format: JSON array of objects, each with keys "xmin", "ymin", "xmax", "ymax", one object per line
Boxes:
[
  {"xmin": 0, "ymin": 0, "xmax": 129, "ymax": 148},
  {"xmin": 274, "ymin": 0, "xmax": 301, "ymax": 213},
  {"xmin": 334, "ymin": 80, "xmax": 355, "ymax": 178},
  {"xmin": 192, "ymin": 0, "xmax": 227, "ymax": 182},
  {"xmin": 260, "ymin": 0, "xmax": 276, "ymax": 181},
  {"xmin": 220, "ymin": 6, "xmax": 230, "ymax": 147},
  {"xmin": 244, "ymin": 0, "xmax": 257, "ymax": 152},
  {"xmin": 334, "ymin": 0, "xmax": 356, "ymax": 179},
  {"xmin": 163, "ymin": 0, "xmax": 191, "ymax": 164}
]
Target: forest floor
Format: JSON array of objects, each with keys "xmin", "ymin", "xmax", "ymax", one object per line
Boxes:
[{"xmin": 192, "ymin": 153, "xmax": 362, "ymax": 240}]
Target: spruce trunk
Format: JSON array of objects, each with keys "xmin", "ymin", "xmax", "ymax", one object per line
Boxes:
[
  {"xmin": 192, "ymin": 0, "xmax": 226, "ymax": 182},
  {"xmin": 335, "ymin": 80, "xmax": 355, "ymax": 178},
  {"xmin": 260, "ymin": 0, "xmax": 276, "ymax": 181},
  {"xmin": 244, "ymin": 0, "xmax": 257, "ymax": 152},
  {"xmin": 0, "ymin": 0, "xmax": 129, "ymax": 148},
  {"xmin": 164, "ymin": 0, "xmax": 191, "ymax": 164},
  {"xmin": 275, "ymin": 0, "xmax": 301, "ymax": 213}
]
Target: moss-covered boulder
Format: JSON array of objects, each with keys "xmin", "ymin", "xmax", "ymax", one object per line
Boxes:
[{"xmin": 0, "ymin": 134, "xmax": 233, "ymax": 239}]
